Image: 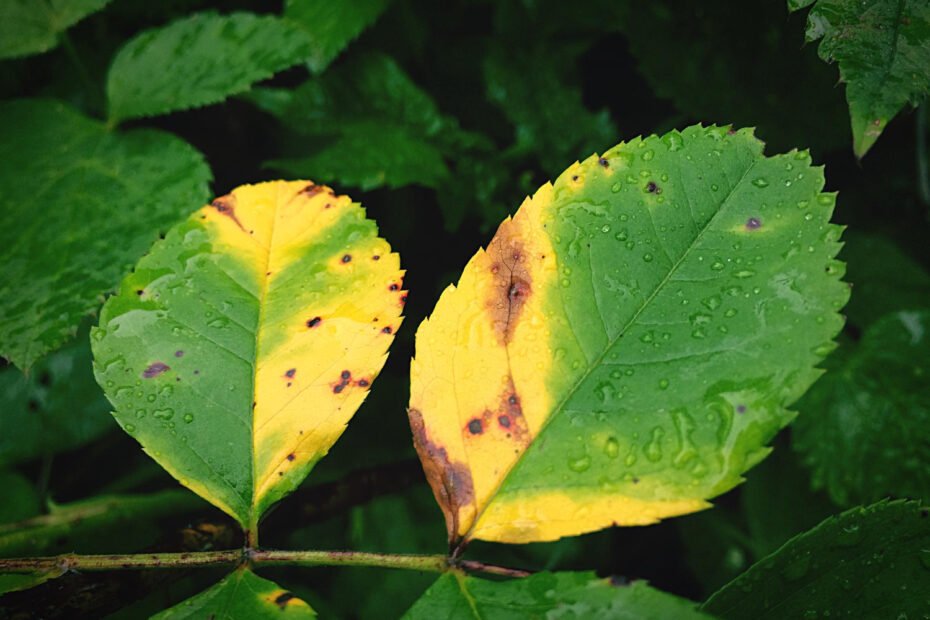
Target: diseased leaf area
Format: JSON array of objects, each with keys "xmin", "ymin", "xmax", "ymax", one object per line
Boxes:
[
  {"xmin": 703, "ymin": 500, "xmax": 930, "ymax": 619},
  {"xmin": 107, "ymin": 12, "xmax": 314, "ymax": 122},
  {"xmin": 92, "ymin": 180, "xmax": 403, "ymax": 529},
  {"xmin": 793, "ymin": 311, "xmax": 930, "ymax": 506},
  {"xmin": 792, "ymin": 0, "xmax": 930, "ymax": 156},
  {"xmin": 0, "ymin": 99, "xmax": 212, "ymax": 369},
  {"xmin": 405, "ymin": 572, "xmax": 713, "ymax": 619},
  {"xmin": 410, "ymin": 125, "xmax": 847, "ymax": 545}
]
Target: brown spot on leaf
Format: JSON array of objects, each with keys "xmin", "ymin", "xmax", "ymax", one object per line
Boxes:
[
  {"xmin": 409, "ymin": 408, "xmax": 475, "ymax": 544},
  {"xmin": 211, "ymin": 194, "xmax": 247, "ymax": 232},
  {"xmin": 286, "ymin": 453, "xmax": 295, "ymax": 462},
  {"xmin": 142, "ymin": 362, "xmax": 170, "ymax": 378},
  {"xmin": 306, "ymin": 316, "xmax": 321, "ymax": 328},
  {"xmin": 381, "ymin": 326, "xmax": 393, "ymax": 334},
  {"xmin": 467, "ymin": 419, "xmax": 483, "ymax": 435},
  {"xmin": 341, "ymin": 254, "xmax": 352, "ymax": 263},
  {"xmin": 389, "ymin": 283, "xmax": 400, "ymax": 291},
  {"xmin": 300, "ymin": 183, "xmax": 324, "ymax": 198},
  {"xmin": 485, "ymin": 218, "xmax": 533, "ymax": 344},
  {"xmin": 598, "ymin": 157, "xmax": 609, "ymax": 168},
  {"xmin": 357, "ymin": 378, "xmax": 370, "ymax": 387},
  {"xmin": 174, "ymin": 350, "xmax": 184, "ymax": 358},
  {"xmin": 332, "ymin": 370, "xmax": 351, "ymax": 394}
]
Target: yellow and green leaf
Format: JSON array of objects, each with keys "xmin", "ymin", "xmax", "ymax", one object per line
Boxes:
[
  {"xmin": 409, "ymin": 125, "xmax": 848, "ymax": 545},
  {"xmin": 92, "ymin": 180, "xmax": 404, "ymax": 533},
  {"xmin": 153, "ymin": 568, "xmax": 315, "ymax": 619}
]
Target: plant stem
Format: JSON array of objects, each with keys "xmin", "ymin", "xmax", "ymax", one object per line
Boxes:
[{"xmin": 0, "ymin": 550, "xmax": 532, "ymax": 577}]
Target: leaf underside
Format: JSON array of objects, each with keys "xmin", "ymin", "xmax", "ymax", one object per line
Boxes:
[
  {"xmin": 92, "ymin": 180, "xmax": 404, "ymax": 530},
  {"xmin": 409, "ymin": 124, "xmax": 848, "ymax": 544}
]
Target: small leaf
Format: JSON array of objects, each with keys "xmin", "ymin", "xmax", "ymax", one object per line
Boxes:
[
  {"xmin": 0, "ymin": 99, "xmax": 212, "ymax": 370},
  {"xmin": 153, "ymin": 568, "xmax": 315, "ymax": 619},
  {"xmin": 284, "ymin": 0, "xmax": 391, "ymax": 73},
  {"xmin": 0, "ymin": 565, "xmax": 64, "ymax": 596},
  {"xmin": 790, "ymin": 0, "xmax": 930, "ymax": 157},
  {"xmin": 793, "ymin": 310, "xmax": 930, "ymax": 506},
  {"xmin": 404, "ymin": 572, "xmax": 713, "ymax": 619},
  {"xmin": 0, "ymin": 0, "xmax": 113, "ymax": 59},
  {"xmin": 92, "ymin": 180, "xmax": 403, "ymax": 532},
  {"xmin": 0, "ymin": 330, "xmax": 113, "ymax": 466},
  {"xmin": 703, "ymin": 500, "xmax": 930, "ymax": 619},
  {"xmin": 106, "ymin": 12, "xmax": 314, "ymax": 123},
  {"xmin": 409, "ymin": 125, "xmax": 847, "ymax": 544}
]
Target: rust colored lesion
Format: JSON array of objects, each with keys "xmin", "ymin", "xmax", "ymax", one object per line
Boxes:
[
  {"xmin": 463, "ymin": 374, "xmax": 530, "ymax": 445},
  {"xmin": 298, "ymin": 182, "xmax": 336, "ymax": 199},
  {"xmin": 408, "ymin": 408, "xmax": 475, "ymax": 545},
  {"xmin": 485, "ymin": 218, "xmax": 533, "ymax": 344},
  {"xmin": 210, "ymin": 194, "xmax": 246, "ymax": 232}
]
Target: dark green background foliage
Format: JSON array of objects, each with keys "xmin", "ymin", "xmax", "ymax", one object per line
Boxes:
[{"xmin": 1, "ymin": 0, "xmax": 929, "ymax": 618}]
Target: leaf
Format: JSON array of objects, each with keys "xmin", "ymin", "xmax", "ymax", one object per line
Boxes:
[
  {"xmin": 0, "ymin": 99, "xmax": 212, "ymax": 370},
  {"xmin": 792, "ymin": 310, "xmax": 930, "ymax": 506},
  {"xmin": 0, "ymin": 489, "xmax": 206, "ymax": 557},
  {"xmin": 91, "ymin": 180, "xmax": 404, "ymax": 532},
  {"xmin": 267, "ymin": 123, "xmax": 451, "ymax": 191},
  {"xmin": 404, "ymin": 572, "xmax": 713, "ymax": 619},
  {"xmin": 153, "ymin": 568, "xmax": 315, "ymax": 619},
  {"xmin": 0, "ymin": 564, "xmax": 64, "ymax": 596},
  {"xmin": 256, "ymin": 53, "xmax": 485, "ymax": 195},
  {"xmin": 283, "ymin": 0, "xmax": 391, "ymax": 73},
  {"xmin": 0, "ymin": 471, "xmax": 40, "ymax": 524},
  {"xmin": 0, "ymin": 0, "xmax": 113, "ymax": 59},
  {"xmin": 617, "ymin": 1, "xmax": 849, "ymax": 155},
  {"xmin": 790, "ymin": 0, "xmax": 930, "ymax": 157},
  {"xmin": 0, "ymin": 330, "xmax": 113, "ymax": 466},
  {"xmin": 106, "ymin": 12, "xmax": 314, "ymax": 123},
  {"xmin": 484, "ymin": 42, "xmax": 617, "ymax": 175},
  {"xmin": 409, "ymin": 125, "xmax": 848, "ymax": 544},
  {"xmin": 840, "ymin": 231, "xmax": 930, "ymax": 329},
  {"xmin": 702, "ymin": 500, "xmax": 930, "ymax": 619}
]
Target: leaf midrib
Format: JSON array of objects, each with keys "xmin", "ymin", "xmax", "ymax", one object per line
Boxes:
[{"xmin": 462, "ymin": 148, "xmax": 758, "ymax": 541}]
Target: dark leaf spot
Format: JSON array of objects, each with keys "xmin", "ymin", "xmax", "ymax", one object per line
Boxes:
[
  {"xmin": 389, "ymin": 283, "xmax": 399, "ymax": 291},
  {"xmin": 341, "ymin": 370, "xmax": 351, "ymax": 380},
  {"xmin": 737, "ymin": 404, "xmax": 746, "ymax": 414},
  {"xmin": 286, "ymin": 453, "xmax": 295, "ymax": 462},
  {"xmin": 498, "ymin": 415, "xmax": 511, "ymax": 428},
  {"xmin": 646, "ymin": 181, "xmax": 658, "ymax": 193},
  {"xmin": 467, "ymin": 419, "xmax": 483, "ymax": 435},
  {"xmin": 285, "ymin": 368, "xmax": 296, "ymax": 379},
  {"xmin": 306, "ymin": 316, "xmax": 321, "ymax": 328},
  {"xmin": 745, "ymin": 217, "xmax": 762, "ymax": 230},
  {"xmin": 143, "ymin": 362, "xmax": 170, "ymax": 378},
  {"xmin": 174, "ymin": 350, "xmax": 184, "ymax": 358},
  {"xmin": 372, "ymin": 254, "xmax": 380, "ymax": 260},
  {"xmin": 358, "ymin": 379, "xmax": 369, "ymax": 387},
  {"xmin": 598, "ymin": 157, "xmax": 609, "ymax": 168},
  {"xmin": 381, "ymin": 326, "xmax": 393, "ymax": 334},
  {"xmin": 341, "ymin": 254, "xmax": 352, "ymax": 263}
]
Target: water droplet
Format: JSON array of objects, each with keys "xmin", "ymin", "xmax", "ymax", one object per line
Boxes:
[
  {"xmin": 752, "ymin": 178, "xmax": 769, "ymax": 188},
  {"xmin": 614, "ymin": 229, "xmax": 629, "ymax": 241},
  {"xmin": 125, "ymin": 423, "xmax": 136, "ymax": 433},
  {"xmin": 639, "ymin": 331, "xmax": 655, "ymax": 343},
  {"xmin": 692, "ymin": 328, "xmax": 706, "ymax": 339},
  {"xmin": 611, "ymin": 182, "xmax": 622, "ymax": 193},
  {"xmin": 568, "ymin": 455, "xmax": 591, "ymax": 472},
  {"xmin": 642, "ymin": 149, "xmax": 655, "ymax": 161},
  {"xmin": 207, "ymin": 317, "xmax": 229, "ymax": 329},
  {"xmin": 663, "ymin": 131, "xmax": 684, "ymax": 151},
  {"xmin": 153, "ymin": 408, "xmax": 174, "ymax": 421},
  {"xmin": 658, "ymin": 378, "xmax": 669, "ymax": 390},
  {"xmin": 645, "ymin": 427, "xmax": 664, "ymax": 461},
  {"xmin": 604, "ymin": 437, "xmax": 620, "ymax": 458},
  {"xmin": 711, "ymin": 260, "xmax": 725, "ymax": 271},
  {"xmin": 702, "ymin": 295, "xmax": 722, "ymax": 310},
  {"xmin": 734, "ymin": 269, "xmax": 756, "ymax": 279},
  {"xmin": 724, "ymin": 308, "xmax": 738, "ymax": 318},
  {"xmin": 183, "ymin": 413, "xmax": 194, "ymax": 423},
  {"xmin": 643, "ymin": 253, "xmax": 654, "ymax": 263}
]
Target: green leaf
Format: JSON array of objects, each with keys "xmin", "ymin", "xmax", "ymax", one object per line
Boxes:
[
  {"xmin": 617, "ymin": 1, "xmax": 849, "ymax": 155},
  {"xmin": 257, "ymin": 53, "xmax": 483, "ymax": 194},
  {"xmin": 0, "ymin": 489, "xmax": 206, "ymax": 556},
  {"xmin": 703, "ymin": 500, "xmax": 930, "ymax": 619},
  {"xmin": 404, "ymin": 572, "xmax": 713, "ymax": 619},
  {"xmin": 91, "ymin": 180, "xmax": 404, "ymax": 533},
  {"xmin": 153, "ymin": 568, "xmax": 315, "ymax": 619},
  {"xmin": 0, "ymin": 471, "xmax": 40, "ymax": 524},
  {"xmin": 0, "ymin": 331, "xmax": 113, "ymax": 466},
  {"xmin": 284, "ymin": 0, "xmax": 390, "ymax": 73},
  {"xmin": 793, "ymin": 310, "xmax": 930, "ymax": 506},
  {"xmin": 0, "ymin": 99, "xmax": 212, "ymax": 370},
  {"xmin": 840, "ymin": 231, "xmax": 930, "ymax": 329},
  {"xmin": 106, "ymin": 12, "xmax": 314, "ymax": 123},
  {"xmin": 0, "ymin": 564, "xmax": 64, "ymax": 596},
  {"xmin": 790, "ymin": 0, "xmax": 930, "ymax": 157},
  {"xmin": 268, "ymin": 124, "xmax": 450, "ymax": 191},
  {"xmin": 0, "ymin": 0, "xmax": 113, "ymax": 59},
  {"xmin": 409, "ymin": 125, "xmax": 848, "ymax": 544},
  {"xmin": 484, "ymin": 42, "xmax": 617, "ymax": 175}
]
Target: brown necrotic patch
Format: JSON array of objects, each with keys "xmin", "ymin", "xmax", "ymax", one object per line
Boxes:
[
  {"xmin": 485, "ymin": 219, "xmax": 533, "ymax": 344},
  {"xmin": 273, "ymin": 592, "xmax": 296, "ymax": 609},
  {"xmin": 299, "ymin": 183, "xmax": 325, "ymax": 198},
  {"xmin": 210, "ymin": 194, "xmax": 246, "ymax": 232},
  {"xmin": 332, "ymin": 370, "xmax": 352, "ymax": 394},
  {"xmin": 142, "ymin": 362, "xmax": 170, "ymax": 379},
  {"xmin": 463, "ymin": 375, "xmax": 530, "ymax": 444},
  {"xmin": 408, "ymin": 408, "xmax": 475, "ymax": 544}
]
